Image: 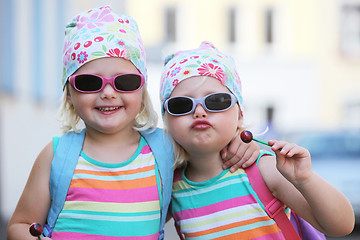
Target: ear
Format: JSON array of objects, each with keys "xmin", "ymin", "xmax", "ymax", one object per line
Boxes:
[
  {"xmin": 65, "ymin": 84, "xmax": 73, "ymax": 105},
  {"xmin": 138, "ymin": 88, "xmax": 146, "ymax": 112}
]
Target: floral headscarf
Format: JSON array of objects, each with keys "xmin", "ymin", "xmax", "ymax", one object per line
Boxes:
[
  {"xmin": 160, "ymin": 41, "xmax": 242, "ymax": 114},
  {"xmin": 62, "ymin": 6, "xmax": 147, "ymax": 87}
]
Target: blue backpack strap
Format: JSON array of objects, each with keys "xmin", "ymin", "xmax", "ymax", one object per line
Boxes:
[
  {"xmin": 140, "ymin": 128, "xmax": 174, "ymax": 240},
  {"xmin": 43, "ymin": 129, "xmax": 86, "ymax": 237}
]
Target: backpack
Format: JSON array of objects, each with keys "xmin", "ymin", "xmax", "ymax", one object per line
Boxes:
[
  {"xmin": 42, "ymin": 128, "xmax": 174, "ymax": 240},
  {"xmin": 245, "ymin": 159, "xmax": 326, "ymax": 240}
]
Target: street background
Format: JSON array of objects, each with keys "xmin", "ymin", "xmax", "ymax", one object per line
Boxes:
[{"xmin": 1, "ymin": 0, "xmax": 360, "ymax": 239}]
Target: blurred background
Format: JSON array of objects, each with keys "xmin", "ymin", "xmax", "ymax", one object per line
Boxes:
[{"xmin": 0, "ymin": 0, "xmax": 359, "ymax": 239}]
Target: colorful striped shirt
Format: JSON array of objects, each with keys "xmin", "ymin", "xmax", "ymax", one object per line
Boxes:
[
  {"xmin": 172, "ymin": 168, "xmax": 287, "ymax": 239},
  {"xmin": 51, "ymin": 137, "xmax": 161, "ymax": 240}
]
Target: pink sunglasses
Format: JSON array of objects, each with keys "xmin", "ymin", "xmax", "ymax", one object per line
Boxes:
[{"xmin": 69, "ymin": 73, "xmax": 145, "ymax": 93}]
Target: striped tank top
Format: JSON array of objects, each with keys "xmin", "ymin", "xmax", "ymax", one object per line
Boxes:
[
  {"xmin": 172, "ymin": 168, "xmax": 288, "ymax": 239},
  {"xmin": 51, "ymin": 136, "xmax": 161, "ymax": 240}
]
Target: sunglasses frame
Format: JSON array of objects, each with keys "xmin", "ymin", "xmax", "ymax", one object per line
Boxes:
[
  {"xmin": 69, "ymin": 73, "xmax": 145, "ymax": 93},
  {"xmin": 164, "ymin": 92, "xmax": 237, "ymax": 116}
]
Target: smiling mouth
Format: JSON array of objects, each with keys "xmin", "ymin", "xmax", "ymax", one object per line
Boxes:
[{"xmin": 97, "ymin": 106, "xmax": 121, "ymax": 112}]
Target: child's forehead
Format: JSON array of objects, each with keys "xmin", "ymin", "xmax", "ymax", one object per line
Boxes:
[
  {"xmin": 75, "ymin": 57, "xmax": 139, "ymax": 75},
  {"xmin": 170, "ymin": 76, "xmax": 231, "ymax": 97}
]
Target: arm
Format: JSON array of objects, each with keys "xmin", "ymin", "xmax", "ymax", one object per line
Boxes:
[
  {"xmin": 221, "ymin": 133, "xmax": 260, "ymax": 172},
  {"xmin": 258, "ymin": 140, "xmax": 355, "ymax": 237},
  {"xmin": 7, "ymin": 141, "xmax": 53, "ymax": 240},
  {"xmin": 166, "ymin": 202, "xmax": 173, "ymax": 223}
]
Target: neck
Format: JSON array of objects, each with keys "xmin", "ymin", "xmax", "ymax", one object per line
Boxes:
[
  {"xmin": 82, "ymin": 126, "xmax": 141, "ymax": 163},
  {"xmin": 185, "ymin": 151, "xmax": 224, "ymax": 182},
  {"xmin": 85, "ymin": 125, "xmax": 140, "ymax": 145}
]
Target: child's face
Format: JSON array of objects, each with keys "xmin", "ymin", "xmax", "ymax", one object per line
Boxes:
[
  {"xmin": 67, "ymin": 57, "xmax": 144, "ymax": 134},
  {"xmin": 165, "ymin": 76, "xmax": 242, "ymax": 156}
]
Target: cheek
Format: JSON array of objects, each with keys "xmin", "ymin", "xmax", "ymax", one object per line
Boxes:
[
  {"xmin": 166, "ymin": 116, "xmax": 179, "ymax": 134},
  {"xmin": 70, "ymin": 93, "xmax": 96, "ymax": 113},
  {"xmin": 216, "ymin": 110, "xmax": 240, "ymax": 134},
  {"xmin": 126, "ymin": 89, "xmax": 143, "ymax": 103},
  {"xmin": 127, "ymin": 93, "xmax": 144, "ymax": 112},
  {"xmin": 166, "ymin": 116, "xmax": 187, "ymax": 143}
]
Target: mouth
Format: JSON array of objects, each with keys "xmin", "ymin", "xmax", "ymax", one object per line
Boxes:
[
  {"xmin": 191, "ymin": 120, "xmax": 212, "ymax": 129},
  {"xmin": 96, "ymin": 106, "xmax": 122, "ymax": 112}
]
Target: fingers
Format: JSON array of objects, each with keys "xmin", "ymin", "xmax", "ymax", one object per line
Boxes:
[
  {"xmin": 222, "ymin": 152, "xmax": 243, "ymax": 172},
  {"xmin": 241, "ymin": 150, "xmax": 260, "ymax": 168},
  {"xmin": 269, "ymin": 140, "xmax": 309, "ymax": 158},
  {"xmin": 225, "ymin": 134, "xmax": 243, "ymax": 159},
  {"xmin": 222, "ymin": 141, "xmax": 260, "ymax": 172},
  {"xmin": 220, "ymin": 148, "xmax": 228, "ymax": 161}
]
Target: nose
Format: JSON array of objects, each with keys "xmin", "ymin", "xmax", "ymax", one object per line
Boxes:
[
  {"xmin": 193, "ymin": 103, "xmax": 207, "ymax": 118},
  {"xmin": 100, "ymin": 83, "xmax": 117, "ymax": 99}
]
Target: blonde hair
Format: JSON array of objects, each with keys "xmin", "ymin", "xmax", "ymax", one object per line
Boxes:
[
  {"xmin": 58, "ymin": 83, "xmax": 158, "ymax": 134},
  {"xmin": 162, "ymin": 114, "xmax": 189, "ymax": 168}
]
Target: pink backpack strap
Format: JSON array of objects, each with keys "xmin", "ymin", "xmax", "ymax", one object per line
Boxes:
[{"xmin": 245, "ymin": 162, "xmax": 302, "ymax": 240}]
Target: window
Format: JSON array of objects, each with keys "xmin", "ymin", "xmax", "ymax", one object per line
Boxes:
[
  {"xmin": 264, "ymin": 8, "xmax": 274, "ymax": 45},
  {"xmin": 340, "ymin": 4, "xmax": 360, "ymax": 57},
  {"xmin": 228, "ymin": 8, "xmax": 237, "ymax": 43},
  {"xmin": 165, "ymin": 7, "xmax": 177, "ymax": 43},
  {"xmin": 32, "ymin": 0, "xmax": 44, "ymax": 101},
  {"xmin": 0, "ymin": 0, "xmax": 14, "ymax": 93}
]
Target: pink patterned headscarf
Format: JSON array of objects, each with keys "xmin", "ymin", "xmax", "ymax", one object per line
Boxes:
[
  {"xmin": 160, "ymin": 42, "xmax": 243, "ymax": 114},
  {"xmin": 62, "ymin": 6, "xmax": 147, "ymax": 87}
]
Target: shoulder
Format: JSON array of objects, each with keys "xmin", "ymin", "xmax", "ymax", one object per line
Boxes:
[
  {"xmin": 257, "ymin": 151, "xmax": 276, "ymax": 180},
  {"xmin": 36, "ymin": 140, "xmax": 55, "ymax": 167},
  {"xmin": 257, "ymin": 154, "xmax": 283, "ymax": 195},
  {"xmin": 257, "ymin": 154, "xmax": 275, "ymax": 168},
  {"xmin": 30, "ymin": 140, "xmax": 55, "ymax": 181}
]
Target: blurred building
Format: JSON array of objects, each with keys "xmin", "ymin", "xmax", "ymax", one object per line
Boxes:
[
  {"xmin": 1, "ymin": 0, "xmax": 359, "ymax": 238},
  {"xmin": 129, "ymin": 0, "xmax": 360, "ymax": 132}
]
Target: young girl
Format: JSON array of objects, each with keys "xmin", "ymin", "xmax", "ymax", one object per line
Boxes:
[
  {"xmin": 6, "ymin": 7, "xmax": 258, "ymax": 240},
  {"xmin": 160, "ymin": 42, "xmax": 355, "ymax": 239}
]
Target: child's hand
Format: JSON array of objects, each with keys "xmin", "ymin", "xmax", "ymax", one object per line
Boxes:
[
  {"xmin": 221, "ymin": 135, "xmax": 260, "ymax": 172},
  {"xmin": 269, "ymin": 140, "xmax": 313, "ymax": 185}
]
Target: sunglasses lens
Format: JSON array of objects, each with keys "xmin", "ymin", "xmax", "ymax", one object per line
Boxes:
[
  {"xmin": 114, "ymin": 74, "xmax": 142, "ymax": 91},
  {"xmin": 167, "ymin": 97, "xmax": 193, "ymax": 115},
  {"xmin": 74, "ymin": 74, "xmax": 102, "ymax": 92},
  {"xmin": 205, "ymin": 93, "xmax": 232, "ymax": 111}
]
